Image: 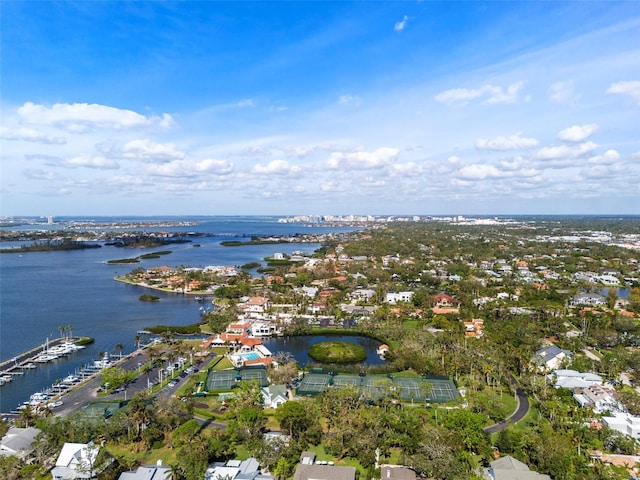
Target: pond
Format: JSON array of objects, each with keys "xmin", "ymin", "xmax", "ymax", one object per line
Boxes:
[{"xmin": 260, "ymin": 334, "xmax": 386, "ymax": 367}]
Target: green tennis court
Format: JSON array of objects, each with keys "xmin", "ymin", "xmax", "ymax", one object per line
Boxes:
[
  {"xmin": 296, "ymin": 372, "xmax": 459, "ymax": 403},
  {"xmin": 205, "ymin": 367, "xmax": 269, "ymax": 391}
]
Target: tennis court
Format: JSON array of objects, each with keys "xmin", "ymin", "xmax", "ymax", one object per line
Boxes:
[
  {"xmin": 239, "ymin": 367, "xmax": 268, "ymax": 386},
  {"xmin": 296, "ymin": 372, "xmax": 459, "ymax": 403},
  {"xmin": 297, "ymin": 373, "xmax": 331, "ymax": 395},
  {"xmin": 205, "ymin": 370, "xmax": 238, "ymax": 391},
  {"xmin": 205, "ymin": 367, "xmax": 269, "ymax": 391}
]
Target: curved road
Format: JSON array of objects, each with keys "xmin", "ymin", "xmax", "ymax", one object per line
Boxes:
[{"xmin": 484, "ymin": 377, "xmax": 530, "ymax": 434}]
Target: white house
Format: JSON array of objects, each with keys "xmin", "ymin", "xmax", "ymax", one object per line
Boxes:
[
  {"xmin": 533, "ymin": 346, "xmax": 572, "ymax": 372},
  {"xmin": 261, "ymin": 385, "xmax": 288, "ymax": 409},
  {"xmin": 385, "ymin": 291, "xmax": 414, "ymax": 304},
  {"xmin": 573, "ymin": 384, "xmax": 621, "ymax": 414},
  {"xmin": 602, "ymin": 412, "xmax": 640, "ymax": 440},
  {"xmin": 51, "ymin": 442, "xmax": 104, "ymax": 480}
]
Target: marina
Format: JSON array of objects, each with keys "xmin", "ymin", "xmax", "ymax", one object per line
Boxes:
[{"xmin": 0, "ymin": 337, "xmax": 87, "ymax": 378}]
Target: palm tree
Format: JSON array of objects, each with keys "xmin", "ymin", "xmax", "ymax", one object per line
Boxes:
[
  {"xmin": 66, "ymin": 324, "xmax": 73, "ymax": 340},
  {"xmin": 115, "ymin": 343, "xmax": 124, "ymax": 359},
  {"xmin": 134, "ymin": 334, "xmax": 141, "ymax": 350},
  {"xmin": 58, "ymin": 325, "xmax": 65, "ymax": 339}
]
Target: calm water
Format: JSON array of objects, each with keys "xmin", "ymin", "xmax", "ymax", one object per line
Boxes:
[
  {"xmin": 0, "ymin": 216, "xmax": 357, "ymax": 411},
  {"xmin": 262, "ymin": 335, "xmax": 385, "ymax": 367}
]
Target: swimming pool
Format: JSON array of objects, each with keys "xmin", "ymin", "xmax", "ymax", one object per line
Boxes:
[{"xmin": 240, "ymin": 352, "xmax": 260, "ymax": 361}]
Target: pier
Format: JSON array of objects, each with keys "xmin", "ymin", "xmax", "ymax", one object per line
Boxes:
[{"xmin": 0, "ymin": 337, "xmax": 87, "ymax": 377}]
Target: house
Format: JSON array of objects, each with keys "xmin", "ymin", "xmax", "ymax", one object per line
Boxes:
[
  {"xmin": 483, "ymin": 455, "xmax": 550, "ymax": 480},
  {"xmin": 547, "ymin": 369, "xmax": 603, "ymax": 390},
  {"xmin": 0, "ymin": 426, "xmax": 40, "ymax": 459},
  {"xmin": 293, "ymin": 464, "xmax": 356, "ymax": 480},
  {"xmin": 262, "ymin": 385, "xmax": 288, "ymax": 409},
  {"xmin": 385, "ymin": 292, "xmax": 414, "ymax": 304},
  {"xmin": 241, "ymin": 297, "xmax": 270, "ymax": 314},
  {"xmin": 380, "ymin": 465, "xmax": 416, "ymax": 480},
  {"xmin": 602, "ymin": 412, "xmax": 640, "ymax": 440},
  {"xmin": 204, "ymin": 457, "xmax": 272, "ymax": 480},
  {"xmin": 118, "ymin": 461, "xmax": 170, "ymax": 480},
  {"xmin": 573, "ymin": 384, "xmax": 621, "ymax": 414},
  {"xmin": 463, "ymin": 318, "xmax": 484, "ymax": 338},
  {"xmin": 293, "ymin": 452, "xmax": 355, "ymax": 480},
  {"xmin": 51, "ymin": 442, "xmax": 105, "ymax": 480},
  {"xmin": 533, "ymin": 346, "xmax": 572, "ymax": 372},
  {"xmin": 570, "ymin": 293, "xmax": 606, "ymax": 307},
  {"xmin": 433, "ymin": 294, "xmax": 460, "ymax": 308}
]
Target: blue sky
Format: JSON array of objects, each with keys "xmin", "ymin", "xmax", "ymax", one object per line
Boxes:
[{"xmin": 1, "ymin": 1, "xmax": 639, "ymax": 216}]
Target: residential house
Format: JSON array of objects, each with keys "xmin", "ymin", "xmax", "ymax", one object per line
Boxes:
[
  {"xmin": 547, "ymin": 370, "xmax": 603, "ymax": 390},
  {"xmin": 602, "ymin": 412, "xmax": 640, "ymax": 440},
  {"xmin": 570, "ymin": 293, "xmax": 606, "ymax": 307},
  {"xmin": 483, "ymin": 455, "xmax": 551, "ymax": 480},
  {"xmin": 463, "ymin": 318, "xmax": 484, "ymax": 338},
  {"xmin": 533, "ymin": 346, "xmax": 572, "ymax": 372},
  {"xmin": 262, "ymin": 385, "xmax": 288, "ymax": 409},
  {"xmin": 293, "ymin": 457, "xmax": 356, "ymax": 480},
  {"xmin": 241, "ymin": 297, "xmax": 270, "ymax": 315},
  {"xmin": 380, "ymin": 465, "xmax": 416, "ymax": 480},
  {"xmin": 573, "ymin": 384, "xmax": 621, "ymax": 414},
  {"xmin": 385, "ymin": 292, "xmax": 414, "ymax": 304},
  {"xmin": 0, "ymin": 426, "xmax": 40, "ymax": 459},
  {"xmin": 117, "ymin": 461, "xmax": 170, "ymax": 480},
  {"xmin": 51, "ymin": 442, "xmax": 105, "ymax": 480},
  {"xmin": 205, "ymin": 457, "xmax": 273, "ymax": 480}
]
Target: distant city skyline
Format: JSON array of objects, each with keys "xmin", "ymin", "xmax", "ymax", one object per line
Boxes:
[{"xmin": 1, "ymin": 1, "xmax": 639, "ymax": 216}]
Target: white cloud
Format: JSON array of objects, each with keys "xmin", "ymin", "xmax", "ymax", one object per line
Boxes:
[
  {"xmin": 456, "ymin": 163, "xmax": 539, "ymax": 180},
  {"xmin": 549, "ymin": 81, "xmax": 577, "ymax": 105},
  {"xmin": 338, "ymin": 95, "xmax": 361, "ymax": 105},
  {"xmin": 237, "ymin": 99, "xmax": 255, "ymax": 108},
  {"xmin": 121, "ymin": 139, "xmax": 185, "ymax": 162},
  {"xmin": 607, "ymin": 81, "xmax": 640, "ymax": 105},
  {"xmin": 252, "ymin": 159, "xmax": 302, "ymax": 175},
  {"xmin": 475, "ymin": 132, "xmax": 539, "ymax": 151},
  {"xmin": 556, "ymin": 124, "xmax": 599, "ymax": 142},
  {"xmin": 588, "ymin": 149, "xmax": 620, "ymax": 165},
  {"xmin": 435, "ymin": 81, "xmax": 524, "ymax": 106},
  {"xmin": 394, "ymin": 15, "xmax": 409, "ymax": 32},
  {"xmin": 0, "ymin": 126, "xmax": 66, "ymax": 145},
  {"xmin": 17, "ymin": 102, "xmax": 175, "ymax": 133},
  {"xmin": 62, "ymin": 155, "xmax": 120, "ymax": 169},
  {"xmin": 537, "ymin": 141, "xmax": 598, "ymax": 160},
  {"xmin": 142, "ymin": 159, "xmax": 234, "ymax": 178},
  {"xmin": 22, "ymin": 169, "xmax": 59, "ymax": 180},
  {"xmin": 326, "ymin": 147, "xmax": 399, "ymax": 170}
]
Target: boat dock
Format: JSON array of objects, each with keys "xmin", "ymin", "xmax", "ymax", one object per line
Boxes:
[{"xmin": 0, "ymin": 337, "xmax": 79, "ymax": 378}]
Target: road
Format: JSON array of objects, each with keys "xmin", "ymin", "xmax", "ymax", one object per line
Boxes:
[{"xmin": 483, "ymin": 376, "xmax": 530, "ymax": 434}]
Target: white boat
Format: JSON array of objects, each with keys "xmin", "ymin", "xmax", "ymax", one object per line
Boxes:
[{"xmin": 20, "ymin": 363, "xmax": 37, "ymax": 369}]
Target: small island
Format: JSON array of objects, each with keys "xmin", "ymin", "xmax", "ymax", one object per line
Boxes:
[
  {"xmin": 308, "ymin": 341, "xmax": 367, "ymax": 364},
  {"xmin": 139, "ymin": 294, "xmax": 160, "ymax": 302}
]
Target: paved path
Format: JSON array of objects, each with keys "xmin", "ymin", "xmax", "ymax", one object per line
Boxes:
[{"xmin": 484, "ymin": 375, "xmax": 530, "ymax": 434}]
